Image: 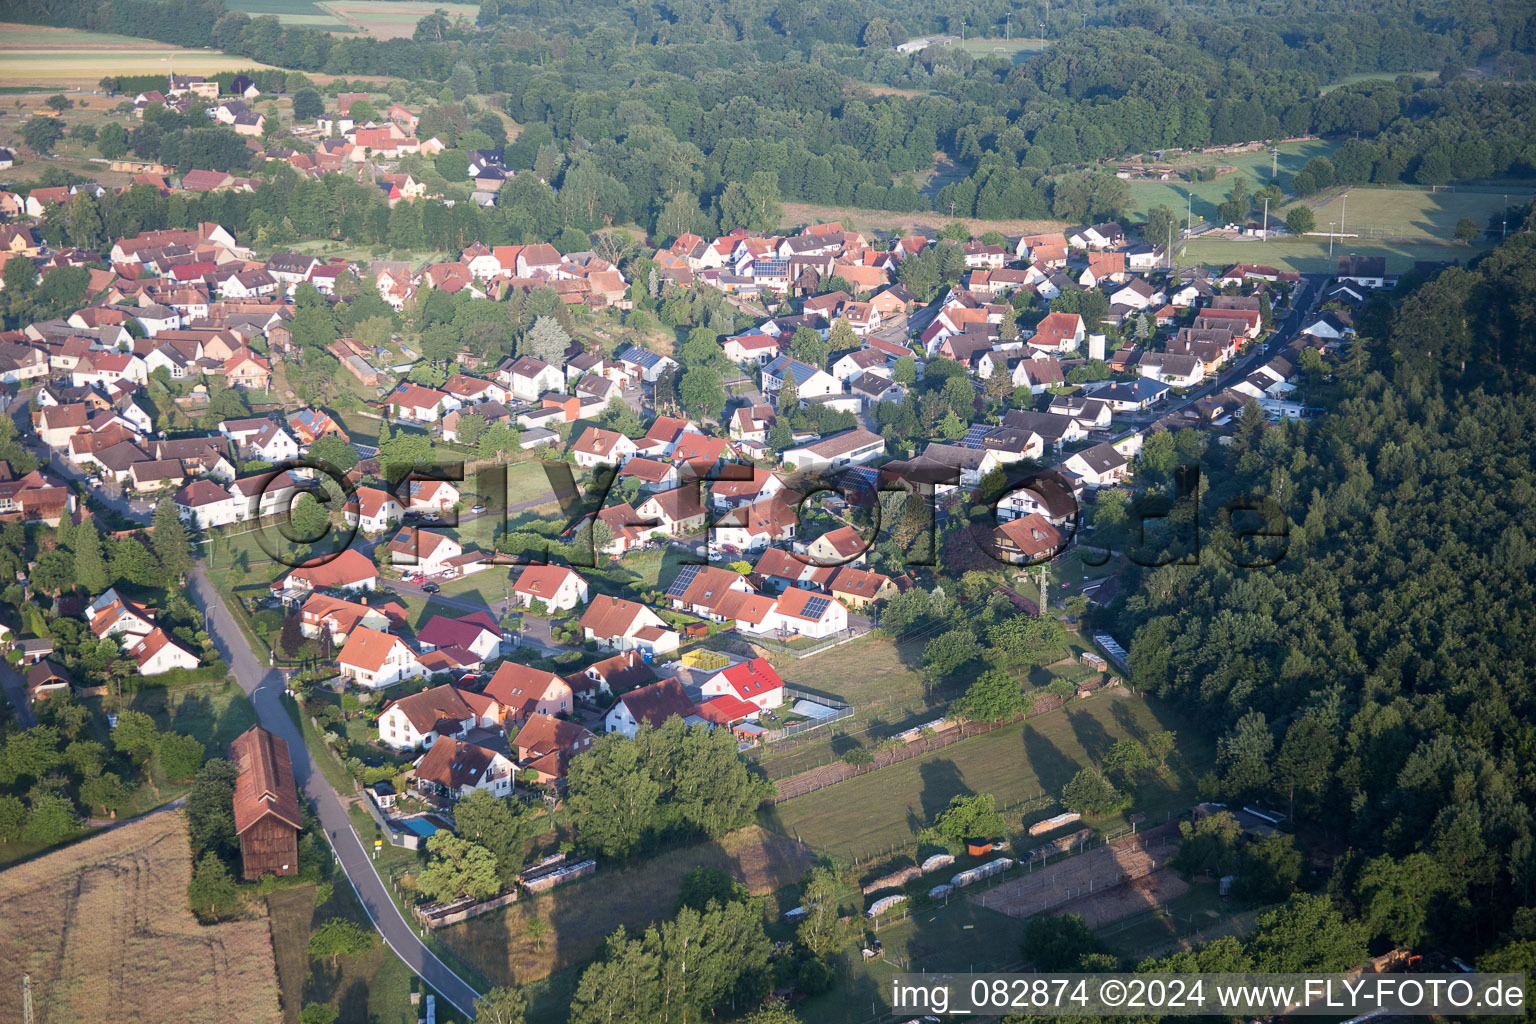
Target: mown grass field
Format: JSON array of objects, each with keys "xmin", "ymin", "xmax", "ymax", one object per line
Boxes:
[
  {"xmin": 438, "ymin": 825, "xmax": 815, "ymax": 989},
  {"xmin": 956, "ymin": 36, "xmax": 1050, "ymax": 63},
  {"xmin": 1180, "ymin": 235, "xmax": 1487, "ymax": 273},
  {"xmin": 231, "ymin": 0, "xmax": 349, "ymax": 28},
  {"xmin": 1295, "ymin": 184, "xmax": 1524, "ymax": 241},
  {"xmin": 0, "ymin": 811, "xmax": 282, "ymax": 1024},
  {"xmin": 1123, "ymin": 139, "xmax": 1340, "ymax": 223},
  {"xmin": 0, "ymin": 23, "xmax": 276, "ymax": 86},
  {"xmin": 780, "ymin": 201, "xmax": 1068, "ymax": 239},
  {"xmin": 762, "ymin": 694, "xmax": 1214, "ymax": 863}
]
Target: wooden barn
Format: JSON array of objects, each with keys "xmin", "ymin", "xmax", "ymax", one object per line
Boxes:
[{"xmin": 229, "ymin": 725, "xmax": 302, "ymax": 880}]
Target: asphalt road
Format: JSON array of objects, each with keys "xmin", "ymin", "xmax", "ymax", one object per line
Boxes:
[{"xmin": 188, "ymin": 567, "xmax": 483, "ymax": 1020}]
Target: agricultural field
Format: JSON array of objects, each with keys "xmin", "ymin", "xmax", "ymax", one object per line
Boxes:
[
  {"xmin": 0, "ymin": 23, "xmax": 276, "ymax": 87},
  {"xmin": 437, "ymin": 825, "xmax": 814, "ymax": 988},
  {"xmin": 762, "ymin": 694, "xmax": 1214, "ymax": 862},
  {"xmin": 231, "ymin": 0, "xmax": 350, "ymax": 29},
  {"xmin": 320, "ymin": 1, "xmax": 483, "ymax": 39},
  {"xmin": 0, "ymin": 811, "xmax": 282, "ymax": 1024},
  {"xmin": 780, "ymin": 200, "xmax": 1068, "ymax": 240}
]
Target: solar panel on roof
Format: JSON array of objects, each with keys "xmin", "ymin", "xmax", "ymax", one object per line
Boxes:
[
  {"xmin": 665, "ymin": 563, "xmax": 702, "ymax": 598},
  {"xmin": 959, "ymin": 424, "xmax": 990, "ymax": 449},
  {"xmin": 801, "ymin": 596, "xmax": 830, "ymax": 619}
]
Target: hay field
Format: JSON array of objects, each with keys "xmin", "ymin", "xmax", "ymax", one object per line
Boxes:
[
  {"xmin": 0, "ymin": 811, "xmax": 282, "ymax": 1024},
  {"xmin": 319, "ymin": 1, "xmax": 482, "ymax": 39},
  {"xmin": 0, "ymin": 24, "xmax": 276, "ymax": 86}
]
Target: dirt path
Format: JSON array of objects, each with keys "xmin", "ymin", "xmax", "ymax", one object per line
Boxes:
[{"xmin": 971, "ymin": 821, "xmax": 1181, "ymax": 920}]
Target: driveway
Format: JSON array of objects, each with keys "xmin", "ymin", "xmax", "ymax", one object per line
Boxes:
[
  {"xmin": 188, "ymin": 567, "xmax": 483, "ymax": 1019},
  {"xmin": 0, "ymin": 659, "xmax": 37, "ymax": 728}
]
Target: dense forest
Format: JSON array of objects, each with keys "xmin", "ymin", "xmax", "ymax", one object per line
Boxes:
[
  {"xmin": 4, "ymin": 0, "xmax": 1536, "ymax": 233},
  {"xmin": 1104, "ymin": 204, "xmax": 1536, "ymax": 965}
]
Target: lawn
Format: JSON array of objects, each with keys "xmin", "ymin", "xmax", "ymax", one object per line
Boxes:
[
  {"xmin": 780, "ymin": 201, "xmax": 1068, "ymax": 240},
  {"xmin": 266, "ymin": 881, "xmax": 424, "ymax": 1024},
  {"xmin": 0, "ymin": 812, "xmax": 282, "ymax": 1024},
  {"xmin": 1123, "ymin": 139, "xmax": 1340, "ymax": 224},
  {"xmin": 762, "ymin": 694, "xmax": 1214, "ymax": 863},
  {"xmin": 796, "ymin": 898, "xmax": 1026, "ymax": 1024},
  {"xmin": 437, "ymin": 824, "xmax": 815, "ymax": 988}
]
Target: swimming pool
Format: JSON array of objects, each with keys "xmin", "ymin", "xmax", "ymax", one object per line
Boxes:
[{"xmin": 396, "ymin": 817, "xmax": 441, "ymax": 838}]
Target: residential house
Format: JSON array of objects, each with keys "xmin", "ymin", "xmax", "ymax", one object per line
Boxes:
[
  {"xmin": 416, "ymin": 612, "xmax": 504, "ymax": 663},
  {"xmin": 499, "ymin": 356, "xmax": 564, "ymax": 402},
  {"xmin": 127, "ymin": 627, "xmax": 200, "ymax": 675},
  {"xmin": 484, "ymin": 662, "xmax": 573, "ymax": 722},
  {"xmin": 414, "ymin": 739, "xmax": 514, "ymax": 800},
  {"xmin": 700, "ymin": 658, "xmax": 785, "ymax": 710},
  {"xmin": 345, "ymin": 486, "xmax": 404, "ymax": 534},
  {"xmin": 992, "ymin": 513, "xmax": 1066, "ymax": 565},
  {"xmin": 337, "ymin": 627, "xmax": 425, "ymax": 689},
  {"xmin": 579, "ymin": 596, "xmax": 676, "ymax": 653},
  {"xmin": 572, "ymin": 426, "xmax": 638, "ymax": 469},
  {"xmin": 603, "ymin": 677, "xmax": 698, "ymax": 738},
  {"xmin": 827, "ymin": 566, "xmax": 898, "ymax": 609},
  {"xmin": 781, "ymin": 429, "xmax": 884, "ymax": 473},
  {"xmin": 512, "ymin": 564, "xmax": 589, "ymax": 611},
  {"xmin": 386, "ymin": 528, "xmax": 462, "ymax": 576},
  {"xmin": 634, "ymin": 485, "xmax": 708, "ymax": 537},
  {"xmin": 511, "ymin": 715, "xmax": 595, "ymax": 785},
  {"xmin": 275, "ymin": 548, "xmax": 378, "ymax": 596},
  {"xmin": 1062, "ymin": 441, "xmax": 1130, "ymax": 488},
  {"xmin": 377, "ymin": 684, "xmax": 486, "ymax": 751}
]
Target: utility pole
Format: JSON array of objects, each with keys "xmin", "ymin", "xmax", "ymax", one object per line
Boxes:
[
  {"xmin": 960, "ymin": 18, "xmax": 966, "ymax": 40},
  {"xmin": 1006, "ymin": 11, "xmax": 1010, "ymax": 41},
  {"xmin": 1341, "ymin": 192, "xmax": 1347, "ymax": 238},
  {"xmin": 1503, "ymin": 195, "xmax": 1508, "ymax": 241},
  {"xmin": 1271, "ymin": 147, "xmax": 1278, "ymax": 183},
  {"xmin": 23, "ymin": 975, "xmax": 33, "ymax": 1024},
  {"xmin": 1262, "ymin": 197, "xmax": 1269, "ymax": 242},
  {"xmin": 1038, "ymin": 563, "xmax": 1048, "ymax": 616},
  {"xmin": 1328, "ymin": 222, "xmax": 1335, "ymax": 256},
  {"xmin": 1186, "ymin": 192, "xmax": 1193, "ymax": 239}
]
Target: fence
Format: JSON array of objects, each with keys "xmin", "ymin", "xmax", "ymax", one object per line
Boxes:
[
  {"xmin": 749, "ymin": 626, "xmax": 870, "ymax": 659},
  {"xmin": 765, "ymin": 694, "xmax": 1070, "ymax": 804},
  {"xmin": 414, "ymin": 890, "xmax": 519, "ymax": 929}
]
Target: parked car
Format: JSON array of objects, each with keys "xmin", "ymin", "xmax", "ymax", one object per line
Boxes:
[{"xmin": 470, "ymin": 504, "xmax": 486, "ymax": 513}]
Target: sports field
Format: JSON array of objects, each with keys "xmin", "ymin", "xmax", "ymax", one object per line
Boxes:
[
  {"xmin": 1298, "ymin": 185, "xmax": 1522, "ymax": 242},
  {"xmin": 0, "ymin": 24, "xmax": 275, "ymax": 85},
  {"xmin": 1123, "ymin": 139, "xmax": 1340, "ymax": 224},
  {"xmin": 956, "ymin": 36, "xmax": 1049, "ymax": 63}
]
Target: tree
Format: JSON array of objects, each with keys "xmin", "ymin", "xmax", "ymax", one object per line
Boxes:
[
  {"xmin": 436, "ymin": 148, "xmax": 470, "ymax": 181},
  {"xmin": 826, "ymin": 318, "xmax": 857, "ymax": 356},
  {"xmin": 449, "ymin": 61, "xmax": 478, "ymax": 100},
  {"xmin": 1454, "ymin": 217, "xmax": 1480, "ymax": 243},
  {"xmin": 186, "ymin": 759, "xmax": 240, "ymax": 861},
  {"xmin": 1356, "ymin": 852, "xmax": 1442, "ymax": 948},
  {"xmin": 1101, "ymin": 740, "xmax": 1153, "ymax": 787},
  {"xmin": 789, "ymin": 327, "xmax": 828, "ymax": 369},
  {"xmin": 97, "ymin": 121, "xmax": 129, "ymax": 159},
  {"xmin": 1144, "ymin": 204, "xmax": 1176, "ymax": 246},
  {"xmin": 1275, "ymin": 716, "xmax": 1333, "ymax": 817},
  {"xmin": 151, "ymin": 497, "xmax": 194, "ymax": 580},
  {"xmin": 1173, "ymin": 810, "xmax": 1242, "ymax": 879},
  {"xmin": 1247, "ymin": 894, "xmax": 1367, "ymax": 972},
  {"xmin": 307, "ymin": 435, "xmax": 360, "ymax": 474},
  {"xmin": 417, "ymin": 833, "xmax": 502, "ymax": 903},
  {"xmin": 307, "ymin": 917, "xmax": 376, "ymax": 966},
  {"xmin": 523, "ymin": 315, "xmax": 570, "ymax": 365},
  {"xmin": 1284, "ymin": 205, "xmax": 1315, "ymax": 235},
  {"xmin": 893, "ymin": 354, "xmax": 917, "ymax": 384},
  {"xmin": 932, "ymin": 793, "xmax": 1007, "ymax": 843},
  {"xmin": 679, "ymin": 366, "xmax": 725, "ymax": 420},
  {"xmin": 73, "ymin": 518, "xmax": 109, "ymax": 593},
  {"xmin": 156, "ymin": 732, "xmax": 206, "ymax": 781},
  {"xmin": 299, "ymin": 1004, "xmax": 339, "ymax": 1024},
  {"xmin": 1217, "ymin": 711, "xmax": 1273, "ymax": 797},
  {"xmin": 1023, "ymin": 914, "xmax": 1108, "ymax": 970},
  {"xmin": 676, "ymin": 866, "xmax": 749, "ymax": 912},
  {"xmin": 22, "ymin": 116, "xmax": 66, "ymax": 155},
  {"xmin": 796, "ymin": 867, "xmax": 849, "ymax": 958},
  {"xmin": 1146, "ymin": 729, "xmax": 1175, "ymax": 769},
  {"xmin": 292, "ymin": 88, "xmax": 325, "ymax": 120},
  {"xmin": 1061, "ymin": 767, "xmax": 1123, "ymax": 816},
  {"xmin": 958, "ymin": 670, "xmax": 1023, "ymax": 722},
  {"xmin": 112, "ymin": 710, "xmax": 161, "ymax": 766},
  {"xmin": 473, "ymin": 987, "xmax": 528, "ymax": 1024},
  {"xmin": 1235, "ymin": 834, "xmax": 1302, "ymax": 904},
  {"xmin": 187, "ymin": 851, "xmax": 240, "ymax": 922},
  {"xmin": 453, "ymin": 789, "xmax": 536, "ymax": 889},
  {"xmin": 742, "ymin": 1005, "xmax": 801, "ymax": 1024},
  {"xmin": 289, "ymin": 493, "xmax": 330, "ymax": 542},
  {"xmin": 775, "ymin": 371, "xmax": 798, "ymax": 415}
]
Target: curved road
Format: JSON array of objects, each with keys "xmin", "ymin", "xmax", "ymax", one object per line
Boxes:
[{"xmin": 187, "ymin": 567, "xmax": 483, "ymax": 1020}]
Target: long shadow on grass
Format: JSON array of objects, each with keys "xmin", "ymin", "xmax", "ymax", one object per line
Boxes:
[
  {"xmin": 917, "ymin": 758, "xmax": 967, "ymax": 827},
  {"xmin": 1066, "ymin": 707, "xmax": 1116, "ymax": 764},
  {"xmin": 1021, "ymin": 723, "xmax": 1081, "ymax": 798}
]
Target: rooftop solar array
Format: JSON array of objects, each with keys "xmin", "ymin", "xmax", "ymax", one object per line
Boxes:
[
  {"xmin": 665, "ymin": 563, "xmax": 702, "ymax": 598},
  {"xmin": 801, "ymin": 596, "xmax": 830, "ymax": 619}
]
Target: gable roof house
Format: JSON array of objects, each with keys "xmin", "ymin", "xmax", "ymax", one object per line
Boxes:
[
  {"xmin": 484, "ymin": 661, "xmax": 573, "ymax": 723},
  {"xmin": 1062, "ymin": 441, "xmax": 1131, "ymax": 489},
  {"xmin": 414, "ymin": 738, "xmax": 514, "ymax": 800},
  {"xmin": 499, "ymin": 355, "xmax": 564, "ymax": 402},
  {"xmin": 572, "ymin": 426, "xmax": 639, "ymax": 469},
  {"xmin": 274, "ymin": 547, "xmax": 378, "ymax": 597},
  {"xmin": 229, "ymin": 726, "xmax": 301, "ymax": 879},
  {"xmin": 378, "ymin": 684, "xmax": 496, "ymax": 752},
  {"xmin": 700, "ymin": 657, "xmax": 786, "ymax": 710},
  {"xmin": 338, "ymin": 627, "xmax": 425, "ymax": 689},
  {"xmin": 511, "ymin": 715, "xmax": 595, "ymax": 785},
  {"xmin": 512, "ymin": 564, "xmax": 589, "ymax": 611},
  {"xmin": 386, "ymin": 528, "xmax": 462, "ymax": 577},
  {"xmin": 604, "ymin": 676, "xmax": 698, "ymax": 738},
  {"xmin": 127, "ymin": 626, "xmax": 200, "ymax": 675},
  {"xmin": 580, "ymin": 596, "xmax": 676, "ymax": 653},
  {"xmin": 992, "ymin": 513, "xmax": 1066, "ymax": 565}
]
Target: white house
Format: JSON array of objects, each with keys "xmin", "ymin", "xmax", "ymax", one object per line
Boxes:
[
  {"xmin": 346, "ymin": 486, "xmax": 403, "ymax": 534},
  {"xmin": 386, "ymin": 528, "xmax": 462, "ymax": 576},
  {"xmin": 128, "ymin": 628, "xmax": 200, "ymax": 676},
  {"xmin": 700, "ymin": 657, "xmax": 786, "ymax": 711},
  {"xmin": 580, "ymin": 596, "xmax": 677, "ymax": 653},
  {"xmin": 753, "ymin": 587, "xmax": 848, "ymax": 639},
  {"xmin": 500, "ymin": 356, "xmax": 565, "ymax": 402},
  {"xmin": 512, "ymin": 564, "xmax": 589, "ymax": 611},
  {"xmin": 338, "ymin": 627, "xmax": 426, "ymax": 689},
  {"xmin": 377, "ymin": 684, "xmax": 497, "ymax": 751},
  {"xmin": 572, "ymin": 426, "xmax": 639, "ymax": 469},
  {"xmin": 1062, "ymin": 441, "xmax": 1130, "ymax": 488},
  {"xmin": 782, "ymin": 429, "xmax": 885, "ymax": 473},
  {"xmin": 174, "ymin": 479, "xmax": 240, "ymax": 529},
  {"xmin": 603, "ymin": 677, "xmax": 699, "ymax": 738}
]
